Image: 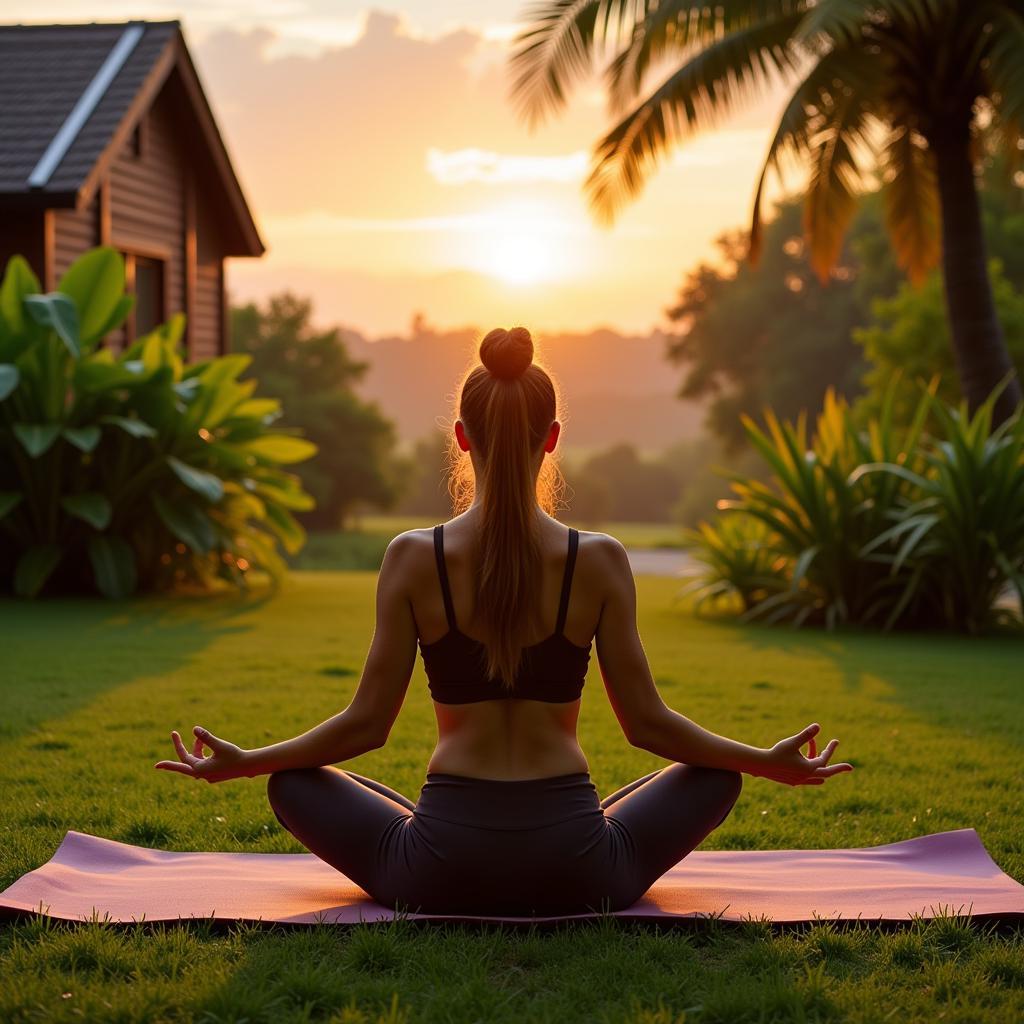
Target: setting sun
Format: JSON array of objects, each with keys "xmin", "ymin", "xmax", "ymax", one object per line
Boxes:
[{"xmin": 479, "ymin": 232, "xmax": 557, "ymax": 285}]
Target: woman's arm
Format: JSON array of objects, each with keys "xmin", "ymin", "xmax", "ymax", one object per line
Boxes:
[
  {"xmin": 593, "ymin": 536, "xmax": 852, "ymax": 786},
  {"xmin": 156, "ymin": 532, "xmax": 421, "ymax": 782}
]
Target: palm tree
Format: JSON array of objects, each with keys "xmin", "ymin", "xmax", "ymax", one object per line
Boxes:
[{"xmin": 511, "ymin": 0, "xmax": 1024, "ymax": 422}]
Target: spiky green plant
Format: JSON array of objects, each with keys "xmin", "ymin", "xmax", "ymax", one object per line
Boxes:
[
  {"xmin": 511, "ymin": 0, "xmax": 1024, "ymax": 420},
  {"xmin": 684, "ymin": 382, "xmax": 1023, "ymax": 630},
  {"xmin": 0, "ymin": 248, "xmax": 316, "ymax": 598},
  {"xmin": 854, "ymin": 386, "xmax": 1024, "ymax": 632},
  {"xmin": 681, "ymin": 512, "xmax": 787, "ymax": 615}
]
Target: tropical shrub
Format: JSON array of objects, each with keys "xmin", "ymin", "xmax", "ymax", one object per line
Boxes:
[
  {"xmin": 684, "ymin": 385, "xmax": 1024, "ymax": 632},
  {"xmin": 681, "ymin": 514, "xmax": 783, "ymax": 615},
  {"xmin": 854, "ymin": 393, "xmax": 1024, "ymax": 633},
  {"xmin": 0, "ymin": 247, "xmax": 316, "ymax": 598}
]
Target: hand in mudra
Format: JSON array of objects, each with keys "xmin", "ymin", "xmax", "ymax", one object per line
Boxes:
[
  {"xmin": 154, "ymin": 726, "xmax": 247, "ymax": 783},
  {"xmin": 758, "ymin": 723, "xmax": 853, "ymax": 786}
]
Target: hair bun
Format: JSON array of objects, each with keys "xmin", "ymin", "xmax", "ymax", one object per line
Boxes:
[{"xmin": 479, "ymin": 326, "xmax": 533, "ymax": 380}]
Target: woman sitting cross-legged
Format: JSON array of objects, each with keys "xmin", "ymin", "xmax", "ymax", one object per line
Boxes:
[{"xmin": 156, "ymin": 326, "xmax": 853, "ymax": 917}]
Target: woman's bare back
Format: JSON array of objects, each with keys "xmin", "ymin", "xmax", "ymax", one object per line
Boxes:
[{"xmin": 410, "ymin": 509, "xmax": 607, "ymax": 780}]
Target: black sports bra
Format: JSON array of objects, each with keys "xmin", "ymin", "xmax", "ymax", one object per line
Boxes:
[{"xmin": 419, "ymin": 524, "xmax": 592, "ymax": 704}]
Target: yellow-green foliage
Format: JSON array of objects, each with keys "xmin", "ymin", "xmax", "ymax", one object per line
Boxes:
[{"xmin": 0, "ymin": 247, "xmax": 316, "ymax": 598}]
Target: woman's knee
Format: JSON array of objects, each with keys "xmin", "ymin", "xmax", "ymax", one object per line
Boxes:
[
  {"xmin": 266, "ymin": 766, "xmax": 321, "ymax": 809},
  {"xmin": 687, "ymin": 764, "xmax": 743, "ymax": 806}
]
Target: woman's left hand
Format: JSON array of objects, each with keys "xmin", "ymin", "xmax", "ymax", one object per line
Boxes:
[{"xmin": 154, "ymin": 726, "xmax": 249, "ymax": 783}]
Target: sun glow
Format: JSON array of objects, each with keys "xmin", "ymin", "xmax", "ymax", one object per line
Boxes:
[
  {"xmin": 462, "ymin": 201, "xmax": 583, "ymax": 287},
  {"xmin": 480, "ymin": 233, "xmax": 559, "ymax": 285}
]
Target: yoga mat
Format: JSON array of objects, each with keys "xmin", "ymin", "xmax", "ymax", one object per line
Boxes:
[{"xmin": 2, "ymin": 828, "xmax": 1022, "ymax": 927}]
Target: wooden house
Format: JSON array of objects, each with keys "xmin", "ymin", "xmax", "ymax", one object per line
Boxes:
[{"xmin": 0, "ymin": 20, "xmax": 264, "ymax": 358}]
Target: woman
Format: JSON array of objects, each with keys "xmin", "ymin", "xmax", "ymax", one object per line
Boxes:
[{"xmin": 156, "ymin": 327, "xmax": 853, "ymax": 916}]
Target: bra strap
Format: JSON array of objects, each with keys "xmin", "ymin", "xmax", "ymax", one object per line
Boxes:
[
  {"xmin": 433, "ymin": 525, "xmax": 458, "ymax": 630},
  {"xmin": 555, "ymin": 527, "xmax": 579, "ymax": 636}
]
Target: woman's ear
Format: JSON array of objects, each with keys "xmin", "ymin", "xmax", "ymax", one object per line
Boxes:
[
  {"xmin": 543, "ymin": 420, "xmax": 561, "ymax": 454},
  {"xmin": 454, "ymin": 420, "xmax": 471, "ymax": 452}
]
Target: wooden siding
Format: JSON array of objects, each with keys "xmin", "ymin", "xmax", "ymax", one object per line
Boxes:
[
  {"xmin": 108, "ymin": 93, "xmax": 184, "ymax": 333},
  {"xmin": 192, "ymin": 177, "xmax": 226, "ymax": 357},
  {"xmin": 53, "ymin": 194, "xmax": 99, "ymax": 280},
  {"xmin": 193, "ymin": 261, "xmax": 222, "ymax": 361}
]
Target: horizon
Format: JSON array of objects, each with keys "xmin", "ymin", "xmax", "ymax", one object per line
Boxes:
[{"xmin": 2, "ymin": 2, "xmax": 797, "ymax": 337}]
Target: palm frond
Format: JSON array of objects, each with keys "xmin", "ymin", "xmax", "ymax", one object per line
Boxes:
[
  {"xmin": 980, "ymin": 6, "xmax": 1024, "ymax": 129},
  {"xmin": 803, "ymin": 77, "xmax": 882, "ymax": 281},
  {"xmin": 881, "ymin": 123, "xmax": 940, "ymax": 286},
  {"xmin": 584, "ymin": 9, "xmax": 806, "ymax": 224},
  {"xmin": 510, "ymin": 0, "xmax": 652, "ymax": 127},
  {"xmin": 748, "ymin": 42, "xmax": 872, "ymax": 263},
  {"xmin": 796, "ymin": 0, "xmax": 947, "ymax": 47},
  {"xmin": 606, "ymin": 1, "xmax": 807, "ymax": 114}
]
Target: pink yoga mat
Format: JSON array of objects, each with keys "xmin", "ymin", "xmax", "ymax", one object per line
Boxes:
[{"xmin": 2, "ymin": 828, "xmax": 1022, "ymax": 927}]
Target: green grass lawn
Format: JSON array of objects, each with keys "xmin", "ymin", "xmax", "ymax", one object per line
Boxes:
[
  {"xmin": 1, "ymin": 573, "xmax": 1022, "ymax": 1023},
  {"xmin": 292, "ymin": 518, "xmax": 688, "ymax": 572}
]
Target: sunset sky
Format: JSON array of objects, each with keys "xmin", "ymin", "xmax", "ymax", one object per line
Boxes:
[{"xmin": 8, "ymin": 2, "xmax": 796, "ymax": 336}]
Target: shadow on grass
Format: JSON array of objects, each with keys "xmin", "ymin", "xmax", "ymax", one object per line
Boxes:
[
  {"xmin": 679, "ymin": 610, "xmax": 1024, "ymax": 780},
  {"xmin": 0, "ymin": 587, "xmax": 271, "ymax": 744}
]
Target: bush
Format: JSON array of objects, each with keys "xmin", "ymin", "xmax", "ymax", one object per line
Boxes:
[
  {"xmin": 683, "ymin": 384, "xmax": 1024, "ymax": 631},
  {"xmin": 0, "ymin": 247, "xmax": 316, "ymax": 598},
  {"xmin": 681, "ymin": 514, "xmax": 783, "ymax": 614}
]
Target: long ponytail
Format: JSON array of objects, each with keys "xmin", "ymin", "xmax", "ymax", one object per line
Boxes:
[{"xmin": 451, "ymin": 327, "xmax": 560, "ymax": 689}]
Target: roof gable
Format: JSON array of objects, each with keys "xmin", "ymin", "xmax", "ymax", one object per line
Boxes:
[{"xmin": 0, "ymin": 20, "xmax": 264, "ymax": 257}]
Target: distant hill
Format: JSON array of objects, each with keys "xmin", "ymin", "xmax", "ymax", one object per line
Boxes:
[{"xmin": 343, "ymin": 323, "xmax": 705, "ymax": 453}]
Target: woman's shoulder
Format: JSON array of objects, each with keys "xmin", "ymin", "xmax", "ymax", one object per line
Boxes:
[
  {"xmin": 573, "ymin": 528, "xmax": 632, "ymax": 580},
  {"xmin": 379, "ymin": 527, "xmax": 438, "ymax": 578}
]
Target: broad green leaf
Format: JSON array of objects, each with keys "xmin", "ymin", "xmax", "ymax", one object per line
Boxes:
[
  {"xmin": 135, "ymin": 313, "xmax": 186, "ymax": 380},
  {"xmin": 61, "ymin": 492, "xmax": 112, "ymax": 530},
  {"xmin": 0, "ymin": 492, "xmax": 23, "ymax": 520},
  {"xmin": 100, "ymin": 414, "xmax": 157, "ymax": 439},
  {"xmin": 13, "ymin": 544, "xmax": 62, "ymax": 598},
  {"xmin": 233, "ymin": 398, "xmax": 281, "ymax": 421},
  {"xmin": 195, "ymin": 377, "xmax": 257, "ymax": 430},
  {"xmin": 0, "ymin": 255, "xmax": 40, "ymax": 336},
  {"xmin": 141, "ymin": 328, "xmax": 166, "ymax": 372},
  {"xmin": 75, "ymin": 357, "xmax": 150, "ymax": 392},
  {"xmin": 24, "ymin": 293, "xmax": 80, "ymax": 356},
  {"xmin": 251, "ymin": 477, "xmax": 316, "ymax": 511},
  {"xmin": 12, "ymin": 422, "xmax": 61, "ymax": 457},
  {"xmin": 88, "ymin": 535, "xmax": 138, "ymax": 599},
  {"xmin": 86, "ymin": 294, "xmax": 134, "ymax": 344},
  {"xmin": 152, "ymin": 492, "xmax": 216, "ymax": 552},
  {"xmin": 263, "ymin": 502, "xmax": 306, "ymax": 555},
  {"xmin": 0, "ymin": 363, "xmax": 19, "ymax": 400},
  {"xmin": 56, "ymin": 247, "xmax": 127, "ymax": 347},
  {"xmin": 242, "ymin": 435, "xmax": 317, "ymax": 464},
  {"xmin": 167, "ymin": 455, "xmax": 225, "ymax": 503},
  {"xmin": 62, "ymin": 425, "xmax": 101, "ymax": 452},
  {"xmin": 195, "ymin": 353, "xmax": 251, "ymax": 385}
]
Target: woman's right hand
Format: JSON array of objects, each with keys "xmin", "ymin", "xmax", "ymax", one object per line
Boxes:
[{"xmin": 754, "ymin": 722, "xmax": 853, "ymax": 786}]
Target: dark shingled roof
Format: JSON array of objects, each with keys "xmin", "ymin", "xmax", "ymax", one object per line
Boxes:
[
  {"xmin": 0, "ymin": 20, "xmax": 263, "ymax": 255},
  {"xmin": 0, "ymin": 21, "xmax": 178, "ymax": 196}
]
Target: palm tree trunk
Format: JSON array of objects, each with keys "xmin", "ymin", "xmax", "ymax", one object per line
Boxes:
[{"xmin": 929, "ymin": 119, "xmax": 1022, "ymax": 422}]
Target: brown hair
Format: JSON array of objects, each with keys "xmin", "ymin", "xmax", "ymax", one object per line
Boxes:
[{"xmin": 449, "ymin": 326, "xmax": 562, "ymax": 689}]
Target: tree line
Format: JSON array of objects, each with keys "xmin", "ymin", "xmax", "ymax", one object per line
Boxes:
[{"xmin": 232, "ymin": 165, "xmax": 1024, "ymax": 532}]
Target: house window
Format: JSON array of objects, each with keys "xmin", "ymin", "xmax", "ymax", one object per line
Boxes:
[
  {"xmin": 134, "ymin": 256, "xmax": 165, "ymax": 336},
  {"xmin": 130, "ymin": 118, "xmax": 146, "ymax": 158}
]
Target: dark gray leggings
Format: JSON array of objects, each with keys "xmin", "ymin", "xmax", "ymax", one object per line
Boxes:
[{"xmin": 267, "ymin": 763, "xmax": 742, "ymax": 916}]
